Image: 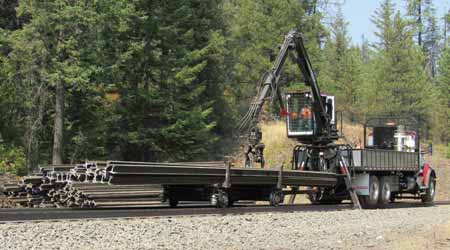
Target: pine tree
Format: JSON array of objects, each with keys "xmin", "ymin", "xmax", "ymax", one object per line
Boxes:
[
  {"xmin": 365, "ymin": 0, "xmax": 432, "ymax": 119},
  {"xmin": 422, "ymin": 5, "xmax": 439, "ymax": 78},
  {"xmin": 406, "ymin": 0, "xmax": 424, "ymax": 46},
  {"xmin": 223, "ymin": 0, "xmax": 328, "ymax": 115},
  {"xmin": 406, "ymin": 0, "xmax": 440, "ymax": 78},
  {"xmin": 436, "ymin": 44, "xmax": 450, "ymax": 141},
  {"xmin": 99, "ymin": 0, "xmax": 228, "ymax": 161},
  {"xmin": 360, "ymin": 35, "xmax": 371, "ymax": 64},
  {"xmin": 0, "ymin": 0, "xmax": 19, "ymax": 30},
  {"xmin": 444, "ymin": 9, "xmax": 450, "ymax": 45},
  {"xmin": 319, "ymin": 8, "xmax": 363, "ymax": 119},
  {"xmin": 4, "ymin": 1, "xmax": 100, "ymax": 169}
]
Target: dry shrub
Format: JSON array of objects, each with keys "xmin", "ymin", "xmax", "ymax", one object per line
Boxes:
[
  {"xmin": 260, "ymin": 121, "xmax": 298, "ymax": 168},
  {"xmin": 337, "ymin": 122, "xmax": 364, "ymax": 148}
]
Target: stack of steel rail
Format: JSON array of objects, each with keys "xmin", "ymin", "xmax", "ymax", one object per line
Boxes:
[
  {"xmin": 54, "ymin": 183, "xmax": 162, "ymax": 208},
  {"xmin": 103, "ymin": 161, "xmax": 227, "ymax": 184},
  {"xmin": 106, "ymin": 162, "xmax": 337, "ymax": 186},
  {"xmin": 1, "ymin": 161, "xmax": 227, "ymax": 208},
  {"xmin": 104, "ymin": 161, "xmax": 338, "ymax": 207},
  {"xmin": 0, "ymin": 161, "xmax": 145, "ymax": 208},
  {"xmin": 1, "ymin": 175, "xmax": 53, "ymax": 207}
]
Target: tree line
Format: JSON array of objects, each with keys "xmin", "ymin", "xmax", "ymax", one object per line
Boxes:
[{"xmin": 0, "ymin": 0, "xmax": 449, "ymax": 174}]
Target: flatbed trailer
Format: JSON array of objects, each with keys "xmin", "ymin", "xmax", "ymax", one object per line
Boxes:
[{"xmin": 108, "ymin": 162, "xmax": 339, "ymax": 207}]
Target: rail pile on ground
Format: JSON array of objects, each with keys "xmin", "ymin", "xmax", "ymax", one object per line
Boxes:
[
  {"xmin": 1, "ymin": 175, "xmax": 55, "ymax": 208},
  {"xmin": 1, "ymin": 161, "xmax": 225, "ymax": 208},
  {"xmin": 54, "ymin": 183, "xmax": 162, "ymax": 208}
]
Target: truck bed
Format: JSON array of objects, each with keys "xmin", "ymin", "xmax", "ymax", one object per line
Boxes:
[{"xmin": 349, "ymin": 149, "xmax": 419, "ymax": 172}]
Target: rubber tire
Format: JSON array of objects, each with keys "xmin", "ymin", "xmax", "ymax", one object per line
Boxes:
[
  {"xmin": 269, "ymin": 190, "xmax": 283, "ymax": 207},
  {"xmin": 359, "ymin": 175, "xmax": 380, "ymax": 209},
  {"xmin": 378, "ymin": 177, "xmax": 392, "ymax": 207},
  {"xmin": 421, "ymin": 177, "xmax": 436, "ymax": 203}
]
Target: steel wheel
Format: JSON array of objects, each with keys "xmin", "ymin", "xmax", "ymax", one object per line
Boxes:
[
  {"xmin": 212, "ymin": 191, "xmax": 229, "ymax": 208},
  {"xmin": 218, "ymin": 192, "xmax": 229, "ymax": 208},
  {"xmin": 169, "ymin": 199, "xmax": 178, "ymax": 208},
  {"xmin": 269, "ymin": 190, "xmax": 283, "ymax": 207}
]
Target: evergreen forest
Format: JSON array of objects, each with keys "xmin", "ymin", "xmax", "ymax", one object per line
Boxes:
[{"xmin": 0, "ymin": 0, "xmax": 449, "ymax": 175}]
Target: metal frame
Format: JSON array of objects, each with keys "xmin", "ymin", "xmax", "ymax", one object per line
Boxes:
[
  {"xmin": 350, "ymin": 149, "xmax": 419, "ymax": 172},
  {"xmin": 363, "ymin": 116, "xmax": 422, "ymax": 171},
  {"xmin": 363, "ymin": 116, "xmax": 421, "ymax": 152}
]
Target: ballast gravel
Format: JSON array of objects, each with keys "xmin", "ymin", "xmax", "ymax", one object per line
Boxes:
[{"xmin": 1, "ymin": 205, "xmax": 450, "ymax": 250}]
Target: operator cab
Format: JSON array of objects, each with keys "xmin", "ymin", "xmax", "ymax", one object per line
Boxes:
[{"xmin": 285, "ymin": 91, "xmax": 335, "ymax": 140}]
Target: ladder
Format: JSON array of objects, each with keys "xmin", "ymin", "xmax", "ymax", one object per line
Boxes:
[{"xmin": 338, "ymin": 153, "xmax": 361, "ymax": 209}]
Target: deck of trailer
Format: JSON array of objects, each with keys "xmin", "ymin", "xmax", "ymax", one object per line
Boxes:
[{"xmin": 107, "ymin": 162, "xmax": 339, "ymax": 187}]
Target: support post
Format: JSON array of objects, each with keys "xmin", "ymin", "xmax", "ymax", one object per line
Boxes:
[
  {"xmin": 277, "ymin": 165, "xmax": 283, "ymax": 190},
  {"xmin": 222, "ymin": 161, "xmax": 231, "ymax": 189},
  {"xmin": 338, "ymin": 152, "xmax": 361, "ymax": 209}
]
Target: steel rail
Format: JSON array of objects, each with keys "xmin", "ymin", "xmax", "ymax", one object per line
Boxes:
[
  {"xmin": 1, "ymin": 201, "xmax": 449, "ymax": 223},
  {"xmin": 108, "ymin": 165, "xmax": 338, "ymax": 186}
]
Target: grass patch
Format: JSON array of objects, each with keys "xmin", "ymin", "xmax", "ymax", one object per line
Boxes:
[{"xmin": 260, "ymin": 121, "xmax": 297, "ymax": 168}]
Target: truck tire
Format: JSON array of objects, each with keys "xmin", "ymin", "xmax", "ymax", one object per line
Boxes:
[
  {"xmin": 378, "ymin": 177, "xmax": 391, "ymax": 207},
  {"xmin": 359, "ymin": 175, "xmax": 380, "ymax": 209},
  {"xmin": 421, "ymin": 177, "xmax": 436, "ymax": 203}
]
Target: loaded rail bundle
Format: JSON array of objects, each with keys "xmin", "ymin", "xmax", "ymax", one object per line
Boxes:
[{"xmin": 106, "ymin": 161, "xmax": 339, "ymax": 208}]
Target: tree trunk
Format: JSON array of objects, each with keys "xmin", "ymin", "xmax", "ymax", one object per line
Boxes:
[
  {"xmin": 52, "ymin": 81, "xmax": 64, "ymax": 164},
  {"xmin": 418, "ymin": 0, "xmax": 422, "ymax": 47}
]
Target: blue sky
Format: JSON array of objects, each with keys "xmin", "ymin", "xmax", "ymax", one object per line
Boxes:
[{"xmin": 342, "ymin": 0, "xmax": 449, "ymax": 44}]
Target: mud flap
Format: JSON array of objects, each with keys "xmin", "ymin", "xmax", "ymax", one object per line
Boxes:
[
  {"xmin": 351, "ymin": 173, "xmax": 370, "ymax": 196},
  {"xmin": 417, "ymin": 164, "xmax": 434, "ymax": 189}
]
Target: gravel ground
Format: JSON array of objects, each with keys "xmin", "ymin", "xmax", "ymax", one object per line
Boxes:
[{"xmin": 1, "ymin": 205, "xmax": 450, "ymax": 250}]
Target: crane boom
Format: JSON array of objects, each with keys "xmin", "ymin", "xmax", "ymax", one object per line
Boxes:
[{"xmin": 238, "ymin": 30, "xmax": 336, "ymax": 168}]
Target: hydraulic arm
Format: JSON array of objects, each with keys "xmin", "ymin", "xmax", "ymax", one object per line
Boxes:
[{"xmin": 238, "ymin": 30, "xmax": 337, "ymax": 168}]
